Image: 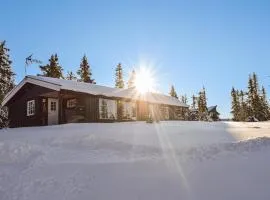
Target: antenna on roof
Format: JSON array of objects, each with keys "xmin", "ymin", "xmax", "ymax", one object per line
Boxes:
[{"xmin": 25, "ymin": 54, "xmax": 42, "ymax": 76}]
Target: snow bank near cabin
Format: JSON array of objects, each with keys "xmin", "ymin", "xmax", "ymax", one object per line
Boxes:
[{"xmin": 0, "ymin": 121, "xmax": 270, "ymax": 200}]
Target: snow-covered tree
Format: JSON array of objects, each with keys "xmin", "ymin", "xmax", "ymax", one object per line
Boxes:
[
  {"xmin": 39, "ymin": 54, "xmax": 64, "ymax": 78},
  {"xmin": 115, "ymin": 63, "xmax": 124, "ymax": 88},
  {"xmin": 77, "ymin": 55, "xmax": 95, "ymax": 84},
  {"xmin": 0, "ymin": 41, "xmax": 15, "ymax": 127},
  {"xmin": 238, "ymin": 90, "xmax": 248, "ymax": 121},
  {"xmin": 128, "ymin": 70, "xmax": 136, "ymax": 88},
  {"xmin": 260, "ymin": 86, "xmax": 270, "ymax": 120},
  {"xmin": 169, "ymin": 85, "xmax": 178, "ymax": 99},
  {"xmin": 198, "ymin": 87, "xmax": 207, "ymax": 114},
  {"xmin": 246, "ymin": 73, "xmax": 266, "ymax": 121},
  {"xmin": 231, "ymin": 73, "xmax": 270, "ymax": 121},
  {"xmin": 231, "ymin": 87, "xmax": 241, "ymax": 121}
]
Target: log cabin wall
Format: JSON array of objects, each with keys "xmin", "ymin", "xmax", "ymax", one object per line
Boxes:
[
  {"xmin": 60, "ymin": 90, "xmax": 99, "ymax": 123},
  {"xmin": 137, "ymin": 101, "xmax": 149, "ymax": 121},
  {"xmin": 7, "ymin": 83, "xmax": 56, "ymax": 127},
  {"xmin": 7, "ymin": 85, "xmax": 189, "ymax": 127}
]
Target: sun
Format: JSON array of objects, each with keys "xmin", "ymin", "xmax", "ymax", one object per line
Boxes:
[{"xmin": 135, "ymin": 67, "xmax": 155, "ymax": 94}]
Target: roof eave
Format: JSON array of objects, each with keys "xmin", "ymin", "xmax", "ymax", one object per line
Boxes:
[{"xmin": 1, "ymin": 76, "xmax": 61, "ymax": 107}]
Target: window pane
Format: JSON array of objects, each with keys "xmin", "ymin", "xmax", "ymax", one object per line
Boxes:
[{"xmin": 27, "ymin": 100, "xmax": 35, "ymax": 116}]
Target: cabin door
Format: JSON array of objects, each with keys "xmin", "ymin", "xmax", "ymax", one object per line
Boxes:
[{"xmin": 48, "ymin": 98, "xmax": 59, "ymax": 125}]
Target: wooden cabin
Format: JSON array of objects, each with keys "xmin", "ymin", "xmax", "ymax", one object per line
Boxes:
[
  {"xmin": 207, "ymin": 105, "xmax": 220, "ymax": 121},
  {"xmin": 2, "ymin": 76, "xmax": 189, "ymax": 127}
]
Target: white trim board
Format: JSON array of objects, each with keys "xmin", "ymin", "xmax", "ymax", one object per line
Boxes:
[{"xmin": 2, "ymin": 76, "xmax": 60, "ymax": 106}]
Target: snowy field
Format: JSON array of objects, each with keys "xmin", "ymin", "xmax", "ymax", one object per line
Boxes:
[{"xmin": 1, "ymin": 121, "xmax": 270, "ymax": 200}]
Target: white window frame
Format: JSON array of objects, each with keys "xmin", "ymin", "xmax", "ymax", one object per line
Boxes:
[
  {"xmin": 67, "ymin": 99, "xmax": 77, "ymax": 108},
  {"xmin": 122, "ymin": 101, "xmax": 136, "ymax": 120},
  {"xmin": 27, "ymin": 100, "xmax": 35, "ymax": 116},
  {"xmin": 50, "ymin": 101, "xmax": 57, "ymax": 111},
  {"xmin": 99, "ymin": 98, "xmax": 117, "ymax": 120}
]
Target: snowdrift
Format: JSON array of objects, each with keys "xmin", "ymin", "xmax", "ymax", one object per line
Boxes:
[{"xmin": 0, "ymin": 121, "xmax": 270, "ymax": 200}]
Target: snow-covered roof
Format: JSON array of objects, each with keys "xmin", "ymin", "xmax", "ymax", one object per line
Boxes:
[
  {"xmin": 106, "ymin": 87, "xmax": 188, "ymax": 107},
  {"xmin": 2, "ymin": 76, "xmax": 189, "ymax": 107},
  {"xmin": 208, "ymin": 106, "xmax": 217, "ymax": 112}
]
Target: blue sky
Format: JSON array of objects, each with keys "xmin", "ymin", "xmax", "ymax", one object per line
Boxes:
[{"xmin": 1, "ymin": 0, "xmax": 270, "ymax": 118}]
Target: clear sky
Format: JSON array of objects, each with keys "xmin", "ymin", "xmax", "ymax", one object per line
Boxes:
[{"xmin": 1, "ymin": 0, "xmax": 270, "ymax": 118}]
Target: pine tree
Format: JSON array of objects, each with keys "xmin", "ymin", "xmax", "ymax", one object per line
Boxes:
[
  {"xmin": 115, "ymin": 63, "xmax": 124, "ymax": 88},
  {"xmin": 231, "ymin": 87, "xmax": 241, "ymax": 121},
  {"xmin": 202, "ymin": 87, "xmax": 207, "ymax": 111},
  {"xmin": 247, "ymin": 75, "xmax": 255, "ymax": 117},
  {"xmin": 252, "ymin": 73, "xmax": 262, "ymax": 119},
  {"xmin": 169, "ymin": 85, "xmax": 178, "ymax": 99},
  {"xmin": 0, "ymin": 41, "xmax": 15, "ymax": 127},
  {"xmin": 260, "ymin": 86, "xmax": 270, "ymax": 120},
  {"xmin": 197, "ymin": 87, "xmax": 208, "ymax": 121},
  {"xmin": 246, "ymin": 73, "xmax": 265, "ymax": 120},
  {"xmin": 128, "ymin": 70, "xmax": 136, "ymax": 88},
  {"xmin": 77, "ymin": 55, "xmax": 95, "ymax": 84},
  {"xmin": 198, "ymin": 87, "xmax": 207, "ymax": 113},
  {"xmin": 39, "ymin": 54, "xmax": 64, "ymax": 78},
  {"xmin": 181, "ymin": 94, "xmax": 188, "ymax": 104},
  {"xmin": 66, "ymin": 71, "xmax": 77, "ymax": 81},
  {"xmin": 239, "ymin": 90, "xmax": 248, "ymax": 121}
]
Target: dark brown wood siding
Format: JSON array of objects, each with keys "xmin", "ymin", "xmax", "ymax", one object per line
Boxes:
[
  {"xmin": 7, "ymin": 84, "xmax": 189, "ymax": 127},
  {"xmin": 60, "ymin": 90, "xmax": 99, "ymax": 123},
  {"xmin": 7, "ymin": 83, "xmax": 56, "ymax": 128},
  {"xmin": 85, "ymin": 95, "xmax": 99, "ymax": 122}
]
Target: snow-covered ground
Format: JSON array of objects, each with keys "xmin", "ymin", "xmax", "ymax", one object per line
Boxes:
[{"xmin": 1, "ymin": 121, "xmax": 270, "ymax": 200}]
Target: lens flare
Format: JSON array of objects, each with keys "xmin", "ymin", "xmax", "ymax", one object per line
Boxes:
[{"xmin": 135, "ymin": 67, "xmax": 155, "ymax": 94}]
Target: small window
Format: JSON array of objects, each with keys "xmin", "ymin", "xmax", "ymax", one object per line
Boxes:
[
  {"xmin": 27, "ymin": 100, "xmax": 35, "ymax": 116},
  {"xmin": 67, "ymin": 99, "xmax": 77, "ymax": 108},
  {"xmin": 51, "ymin": 101, "xmax": 56, "ymax": 111}
]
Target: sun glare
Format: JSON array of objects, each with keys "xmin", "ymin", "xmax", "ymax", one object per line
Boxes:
[{"xmin": 135, "ymin": 67, "xmax": 155, "ymax": 94}]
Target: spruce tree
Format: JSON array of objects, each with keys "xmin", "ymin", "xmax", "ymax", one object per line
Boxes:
[
  {"xmin": 198, "ymin": 87, "xmax": 207, "ymax": 114},
  {"xmin": 0, "ymin": 41, "xmax": 15, "ymax": 127},
  {"xmin": 128, "ymin": 70, "xmax": 136, "ymax": 88},
  {"xmin": 115, "ymin": 63, "xmax": 124, "ymax": 88},
  {"xmin": 239, "ymin": 90, "xmax": 248, "ymax": 121},
  {"xmin": 246, "ymin": 73, "xmax": 265, "ymax": 120},
  {"xmin": 260, "ymin": 86, "xmax": 270, "ymax": 120},
  {"xmin": 77, "ymin": 55, "xmax": 95, "ymax": 84},
  {"xmin": 247, "ymin": 75, "xmax": 255, "ymax": 117},
  {"xmin": 39, "ymin": 54, "xmax": 64, "ymax": 78},
  {"xmin": 66, "ymin": 71, "xmax": 77, "ymax": 81},
  {"xmin": 252, "ymin": 73, "xmax": 262, "ymax": 119},
  {"xmin": 231, "ymin": 87, "xmax": 241, "ymax": 121},
  {"xmin": 202, "ymin": 87, "xmax": 207, "ymax": 111},
  {"xmin": 169, "ymin": 85, "xmax": 178, "ymax": 99}
]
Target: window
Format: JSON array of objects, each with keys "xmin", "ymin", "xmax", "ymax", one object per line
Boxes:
[
  {"xmin": 160, "ymin": 105, "xmax": 170, "ymax": 120},
  {"xmin": 67, "ymin": 99, "xmax": 77, "ymax": 108},
  {"xmin": 122, "ymin": 101, "xmax": 136, "ymax": 120},
  {"xmin": 164, "ymin": 106, "xmax": 170, "ymax": 120},
  {"xmin": 51, "ymin": 101, "xmax": 57, "ymax": 111},
  {"xmin": 99, "ymin": 98, "xmax": 117, "ymax": 120},
  {"xmin": 27, "ymin": 100, "xmax": 35, "ymax": 116}
]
